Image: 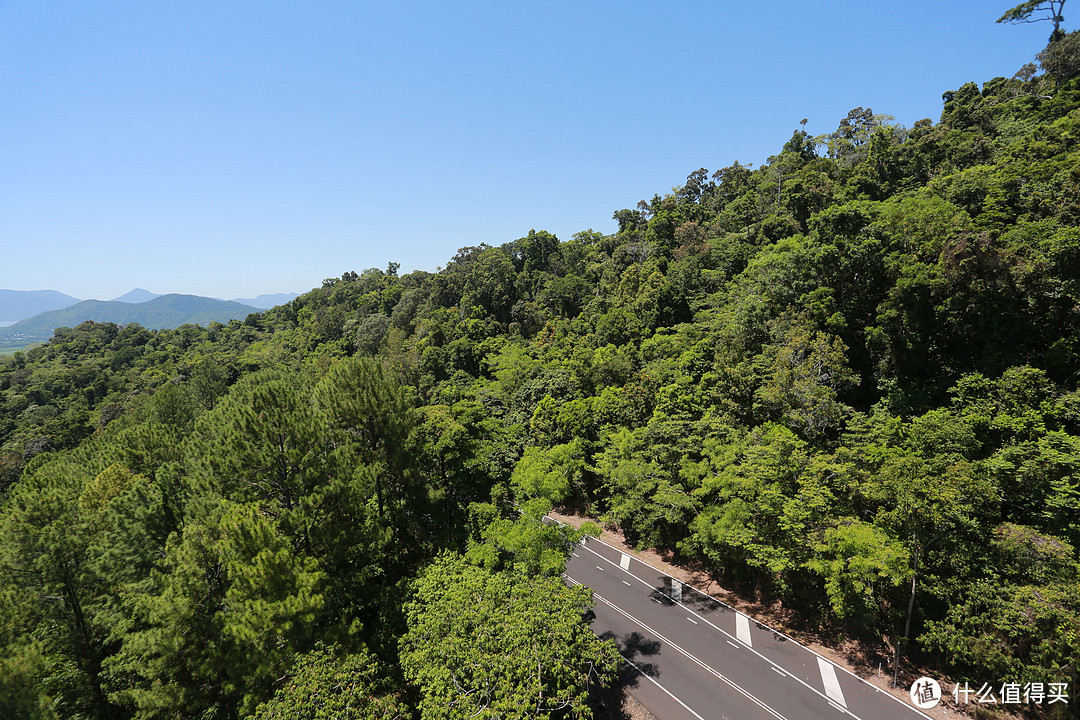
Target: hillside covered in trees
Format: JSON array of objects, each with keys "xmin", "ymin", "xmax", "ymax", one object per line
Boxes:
[{"xmin": 2, "ymin": 31, "xmax": 1080, "ymax": 720}]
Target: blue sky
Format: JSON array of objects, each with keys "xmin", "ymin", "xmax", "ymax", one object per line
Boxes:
[{"xmin": 0, "ymin": 0, "xmax": 1063, "ymax": 300}]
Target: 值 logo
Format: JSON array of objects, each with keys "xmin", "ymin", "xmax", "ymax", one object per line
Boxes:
[{"xmin": 910, "ymin": 677, "xmax": 942, "ymax": 709}]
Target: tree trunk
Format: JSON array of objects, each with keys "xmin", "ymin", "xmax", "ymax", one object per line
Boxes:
[{"xmin": 893, "ymin": 541, "xmax": 919, "ymax": 687}]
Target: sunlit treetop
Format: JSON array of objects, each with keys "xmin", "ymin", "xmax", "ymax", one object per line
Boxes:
[{"xmin": 998, "ymin": 0, "xmax": 1068, "ymax": 41}]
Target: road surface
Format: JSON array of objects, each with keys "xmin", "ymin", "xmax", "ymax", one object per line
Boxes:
[{"xmin": 565, "ymin": 536, "xmax": 934, "ymax": 720}]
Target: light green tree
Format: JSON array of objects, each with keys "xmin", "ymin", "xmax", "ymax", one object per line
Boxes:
[
  {"xmin": 863, "ymin": 455, "xmax": 989, "ymax": 686},
  {"xmin": 466, "ymin": 496, "xmax": 597, "ymax": 577},
  {"xmin": 400, "ymin": 554, "xmax": 619, "ymax": 719},
  {"xmin": 758, "ymin": 327, "xmax": 858, "ymax": 439},
  {"xmin": 806, "ymin": 519, "xmax": 909, "ymax": 624},
  {"xmin": 249, "ymin": 645, "xmax": 408, "ymax": 720}
]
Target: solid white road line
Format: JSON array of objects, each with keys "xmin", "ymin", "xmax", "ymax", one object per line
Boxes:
[
  {"xmin": 570, "ymin": 533, "xmax": 935, "ymax": 720},
  {"xmin": 563, "ymin": 528, "xmax": 935, "ymax": 720},
  {"xmin": 574, "ymin": 541, "xmax": 867, "ymax": 720},
  {"xmin": 565, "ymin": 574, "xmax": 708, "ymax": 720},
  {"xmin": 620, "ymin": 655, "xmax": 709, "ymax": 720},
  {"xmin": 736, "ymin": 612, "xmax": 752, "ymax": 647},
  {"xmin": 591, "ymin": 591, "xmax": 789, "ymax": 720},
  {"xmin": 818, "ymin": 657, "xmax": 847, "ymax": 708}
]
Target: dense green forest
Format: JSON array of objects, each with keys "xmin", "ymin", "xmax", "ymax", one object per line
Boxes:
[{"xmin": 3, "ymin": 30, "xmax": 1080, "ymax": 720}]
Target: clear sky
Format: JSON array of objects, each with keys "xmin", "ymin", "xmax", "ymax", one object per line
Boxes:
[{"xmin": 0, "ymin": 0, "xmax": 1064, "ymax": 300}]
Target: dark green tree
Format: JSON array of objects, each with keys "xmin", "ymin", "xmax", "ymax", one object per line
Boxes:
[
  {"xmin": 0, "ymin": 459, "xmax": 120, "ymax": 720},
  {"xmin": 106, "ymin": 503, "xmax": 325, "ymax": 719}
]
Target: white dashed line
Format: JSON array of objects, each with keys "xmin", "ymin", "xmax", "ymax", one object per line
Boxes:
[{"xmin": 591, "ymin": 592, "xmax": 788, "ymax": 720}]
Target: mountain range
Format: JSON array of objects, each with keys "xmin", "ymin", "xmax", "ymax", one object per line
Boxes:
[
  {"xmin": 0, "ymin": 294, "xmax": 265, "ymax": 345},
  {"xmin": 106, "ymin": 289, "xmax": 300, "ymax": 309},
  {"xmin": 0, "ymin": 288, "xmax": 298, "ymax": 326},
  {"xmin": 0, "ymin": 289, "xmax": 82, "ymax": 323}
]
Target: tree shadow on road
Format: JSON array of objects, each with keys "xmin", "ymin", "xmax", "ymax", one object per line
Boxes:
[
  {"xmin": 590, "ymin": 631, "xmax": 664, "ymax": 720},
  {"xmin": 677, "ymin": 585, "xmax": 727, "ymax": 617},
  {"xmin": 647, "ymin": 587, "xmax": 675, "ymax": 606},
  {"xmin": 599, "ymin": 630, "xmax": 661, "ymax": 681},
  {"xmin": 645, "ymin": 579, "xmax": 727, "ymax": 617}
]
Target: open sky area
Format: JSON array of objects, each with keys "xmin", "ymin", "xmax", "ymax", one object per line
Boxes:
[{"xmin": 0, "ymin": 0, "xmax": 1065, "ymax": 300}]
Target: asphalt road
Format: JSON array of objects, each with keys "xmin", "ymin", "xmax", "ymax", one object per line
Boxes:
[{"xmin": 565, "ymin": 536, "xmax": 935, "ymax": 720}]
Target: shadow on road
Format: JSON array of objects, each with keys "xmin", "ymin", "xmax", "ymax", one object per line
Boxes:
[
  {"xmin": 589, "ymin": 631, "xmax": 665, "ymax": 720},
  {"xmin": 643, "ymin": 576, "xmax": 727, "ymax": 617},
  {"xmin": 677, "ymin": 586, "xmax": 726, "ymax": 616},
  {"xmin": 647, "ymin": 587, "xmax": 675, "ymax": 606},
  {"xmin": 599, "ymin": 630, "xmax": 661, "ymax": 682}
]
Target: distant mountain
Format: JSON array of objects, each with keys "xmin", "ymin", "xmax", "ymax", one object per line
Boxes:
[
  {"xmin": 0, "ymin": 294, "xmax": 260, "ymax": 344},
  {"xmin": 111, "ymin": 288, "xmax": 161, "ymax": 303},
  {"xmin": 0, "ymin": 289, "xmax": 82, "ymax": 323},
  {"xmin": 230, "ymin": 292, "xmax": 299, "ymax": 309}
]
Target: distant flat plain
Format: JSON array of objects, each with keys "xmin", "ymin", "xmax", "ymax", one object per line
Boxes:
[{"xmin": 0, "ymin": 322, "xmax": 33, "ymax": 354}]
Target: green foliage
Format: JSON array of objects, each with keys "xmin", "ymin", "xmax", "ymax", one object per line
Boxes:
[
  {"xmin": 1040, "ymin": 30, "xmax": 1080, "ymax": 80},
  {"xmin": 466, "ymin": 497, "xmax": 597, "ymax": 577},
  {"xmin": 249, "ymin": 645, "xmax": 409, "ymax": 720},
  {"xmin": 757, "ymin": 326, "xmax": 858, "ymax": 439},
  {"xmin": 922, "ymin": 579, "xmax": 1080, "ymax": 685},
  {"xmin": 596, "ymin": 425, "xmax": 700, "ymax": 550},
  {"xmin": 998, "ymin": 1, "xmax": 1068, "ymax": 42},
  {"xmin": 0, "ymin": 457, "xmax": 120, "ymax": 719},
  {"xmin": 107, "ymin": 503, "xmax": 326, "ymax": 719},
  {"xmin": 806, "ymin": 519, "xmax": 909, "ymax": 622},
  {"xmin": 687, "ymin": 424, "xmax": 820, "ymax": 590},
  {"xmin": 510, "ymin": 440, "xmax": 586, "ymax": 505},
  {"xmin": 400, "ymin": 554, "xmax": 619, "ymax": 719}
]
